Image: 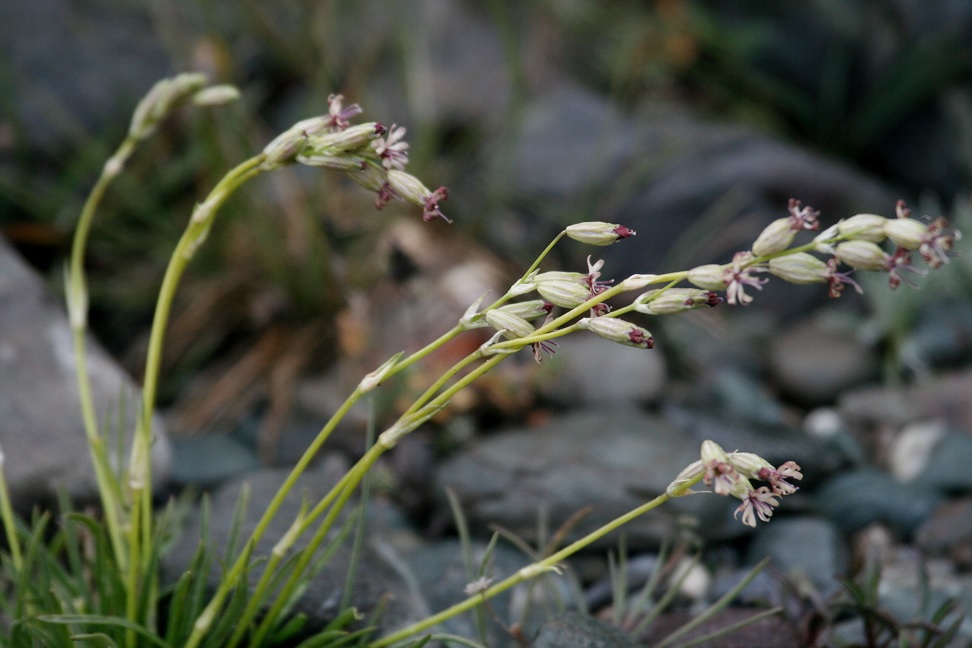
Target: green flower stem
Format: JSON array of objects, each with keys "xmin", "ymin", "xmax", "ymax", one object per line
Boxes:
[
  {"xmin": 369, "ymin": 475, "xmax": 704, "ymax": 647},
  {"xmin": 402, "ymin": 347, "xmax": 485, "ymax": 417},
  {"xmin": 0, "ymin": 463, "xmax": 22, "ymax": 572},
  {"xmin": 383, "ymin": 324, "xmax": 465, "ymax": 376},
  {"xmin": 250, "ymin": 471, "xmax": 368, "ymax": 645},
  {"xmin": 184, "ymin": 385, "xmax": 367, "ymax": 648},
  {"xmin": 115, "ymin": 154, "xmax": 265, "ymax": 648},
  {"xmin": 68, "ymin": 136, "xmax": 139, "ymax": 571}
]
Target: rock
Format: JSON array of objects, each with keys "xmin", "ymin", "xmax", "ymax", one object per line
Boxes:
[
  {"xmin": 434, "ymin": 408, "xmax": 739, "ymax": 550},
  {"xmin": 399, "ymin": 540, "xmax": 539, "ymax": 644},
  {"xmin": 814, "ymin": 470, "xmax": 941, "ymax": 536},
  {"xmin": 162, "ymin": 457, "xmax": 425, "ymax": 638},
  {"xmin": 913, "ymin": 431, "xmax": 972, "ymax": 493},
  {"xmin": 532, "ymin": 612, "xmax": 639, "ymax": 648},
  {"xmin": 639, "ymin": 607, "xmax": 800, "ymax": 648},
  {"xmin": 0, "ymin": 236, "xmax": 171, "ymax": 510},
  {"xmin": 0, "ymin": 0, "xmax": 171, "ymax": 153},
  {"xmin": 744, "ymin": 516, "xmax": 848, "ymax": 597},
  {"xmin": 838, "ymin": 369, "xmax": 972, "ymax": 433},
  {"xmin": 167, "ymin": 430, "xmax": 260, "ymax": 488},
  {"xmin": 766, "ymin": 314, "xmax": 879, "ymax": 405},
  {"xmin": 902, "ymin": 301, "xmax": 972, "ymax": 371},
  {"xmin": 917, "ymin": 498, "xmax": 972, "ymax": 569},
  {"xmin": 887, "ymin": 420, "xmax": 947, "ymax": 482},
  {"xmin": 610, "ymin": 109, "xmax": 896, "ymax": 288},
  {"xmin": 534, "ymin": 335, "xmax": 667, "ymax": 407}
]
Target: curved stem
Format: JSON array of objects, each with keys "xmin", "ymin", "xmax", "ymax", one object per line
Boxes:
[
  {"xmin": 369, "ymin": 478, "xmax": 702, "ymax": 648},
  {"xmin": 68, "ymin": 136, "xmax": 138, "ymax": 571}
]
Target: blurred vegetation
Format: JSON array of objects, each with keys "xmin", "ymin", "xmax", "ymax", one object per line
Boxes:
[{"xmin": 1, "ymin": 0, "xmax": 970, "ymax": 433}]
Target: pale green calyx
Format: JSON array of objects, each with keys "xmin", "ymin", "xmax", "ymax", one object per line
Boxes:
[
  {"xmin": 534, "ymin": 271, "xmax": 590, "ymax": 308},
  {"xmin": 768, "ymin": 252, "xmax": 830, "ymax": 284},
  {"xmin": 837, "ymin": 213, "xmax": 888, "ymax": 243},
  {"xmin": 564, "ymin": 222, "xmax": 636, "ymax": 246}
]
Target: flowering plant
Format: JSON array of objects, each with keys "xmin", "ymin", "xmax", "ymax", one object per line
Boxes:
[{"xmin": 0, "ymin": 73, "xmax": 959, "ymax": 647}]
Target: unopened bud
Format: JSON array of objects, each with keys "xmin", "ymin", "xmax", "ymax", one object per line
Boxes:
[
  {"xmin": 834, "ymin": 240, "xmax": 889, "ymax": 271},
  {"xmin": 768, "ymin": 252, "xmax": 830, "ymax": 284},
  {"xmin": 579, "ymin": 316, "xmax": 654, "ymax": 348},
  {"xmin": 360, "ymin": 352, "xmax": 404, "ymax": 392},
  {"xmin": 635, "ymin": 288, "xmax": 720, "ymax": 315},
  {"xmin": 565, "ymin": 222, "xmax": 636, "ymax": 246},
  {"xmin": 496, "ymin": 300, "xmax": 552, "ymax": 321},
  {"xmin": 386, "ymin": 169, "xmax": 432, "ymax": 207},
  {"xmin": 483, "ymin": 308, "xmax": 536, "ymax": 340},
  {"xmin": 347, "ymin": 164, "xmax": 388, "ymax": 193},
  {"xmin": 838, "ymin": 214, "xmax": 888, "ymax": 243},
  {"xmin": 191, "ymin": 84, "xmax": 241, "ymax": 106},
  {"xmin": 534, "ymin": 271, "xmax": 591, "ymax": 308},
  {"xmin": 305, "ymin": 123, "xmax": 381, "ymax": 154},
  {"xmin": 752, "ymin": 218, "xmax": 797, "ymax": 256},
  {"xmin": 883, "ymin": 218, "xmax": 927, "ymax": 250},
  {"xmin": 295, "ymin": 153, "xmax": 365, "ymax": 171},
  {"xmin": 725, "ymin": 451, "xmax": 775, "ymax": 480},
  {"xmin": 129, "ymin": 73, "xmax": 208, "ymax": 140},
  {"xmin": 687, "ymin": 264, "xmax": 729, "ymax": 291}
]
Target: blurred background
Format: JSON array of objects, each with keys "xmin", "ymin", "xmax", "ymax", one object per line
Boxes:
[{"xmin": 2, "ymin": 0, "xmax": 972, "ymax": 642}]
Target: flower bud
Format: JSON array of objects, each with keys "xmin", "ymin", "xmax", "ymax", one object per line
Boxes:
[
  {"xmin": 751, "ymin": 218, "xmax": 797, "ymax": 256},
  {"xmin": 725, "ymin": 451, "xmax": 775, "ymax": 480},
  {"xmin": 667, "ymin": 460, "xmax": 703, "ymax": 496},
  {"xmin": 579, "ymin": 316, "xmax": 653, "ymax": 348},
  {"xmin": 768, "ymin": 252, "xmax": 830, "ymax": 284},
  {"xmin": 386, "ymin": 169, "xmax": 432, "ymax": 205},
  {"xmin": 534, "ymin": 271, "xmax": 591, "ymax": 308},
  {"xmin": 347, "ymin": 164, "xmax": 388, "ymax": 193},
  {"xmin": 483, "ymin": 308, "xmax": 536, "ymax": 340},
  {"xmin": 359, "ymin": 352, "xmax": 404, "ymax": 392},
  {"xmin": 834, "ymin": 240, "xmax": 889, "ymax": 271},
  {"xmin": 635, "ymin": 288, "xmax": 720, "ymax": 315},
  {"xmin": 191, "ymin": 84, "xmax": 241, "ymax": 106},
  {"xmin": 496, "ymin": 299, "xmax": 552, "ymax": 321},
  {"xmin": 700, "ymin": 440, "xmax": 730, "ymax": 466},
  {"xmin": 620, "ymin": 274, "xmax": 658, "ymax": 291},
  {"xmin": 565, "ymin": 222, "xmax": 636, "ymax": 246},
  {"xmin": 837, "ymin": 214, "xmax": 888, "ymax": 243},
  {"xmin": 883, "ymin": 217, "xmax": 927, "ymax": 250},
  {"xmin": 687, "ymin": 264, "xmax": 729, "ymax": 290},
  {"xmin": 304, "ymin": 123, "xmax": 381, "ymax": 154},
  {"xmin": 129, "ymin": 73, "xmax": 208, "ymax": 140},
  {"xmin": 295, "ymin": 154, "xmax": 365, "ymax": 170}
]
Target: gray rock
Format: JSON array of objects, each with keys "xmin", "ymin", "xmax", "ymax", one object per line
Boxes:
[
  {"xmin": 0, "ymin": 0, "xmax": 171, "ymax": 152},
  {"xmin": 535, "ymin": 335, "xmax": 667, "ymax": 407},
  {"xmin": 168, "ymin": 431, "xmax": 260, "ymax": 488},
  {"xmin": 902, "ymin": 301, "xmax": 972, "ymax": 372},
  {"xmin": 917, "ymin": 498, "xmax": 972, "ymax": 568},
  {"xmin": 745, "ymin": 516, "xmax": 848, "ymax": 597},
  {"xmin": 162, "ymin": 457, "xmax": 425, "ymax": 638},
  {"xmin": 815, "ymin": 470, "xmax": 941, "ymax": 536},
  {"xmin": 838, "ymin": 369, "xmax": 972, "ymax": 432},
  {"xmin": 0, "ymin": 236, "xmax": 170, "ymax": 510},
  {"xmin": 532, "ymin": 612, "xmax": 639, "ymax": 648},
  {"xmin": 913, "ymin": 431, "xmax": 972, "ymax": 493},
  {"xmin": 639, "ymin": 607, "xmax": 800, "ymax": 648},
  {"xmin": 434, "ymin": 408, "xmax": 739, "ymax": 550},
  {"xmin": 398, "ymin": 540, "xmax": 537, "ymax": 644},
  {"xmin": 610, "ymin": 111, "xmax": 897, "ymax": 286},
  {"xmin": 767, "ymin": 315, "xmax": 879, "ymax": 405}
]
